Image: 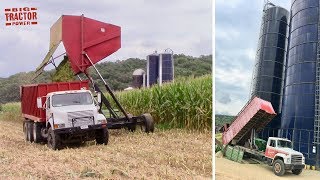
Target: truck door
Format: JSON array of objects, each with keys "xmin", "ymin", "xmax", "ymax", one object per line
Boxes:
[
  {"xmin": 265, "ymin": 139, "xmax": 277, "ymax": 158},
  {"xmin": 46, "ymin": 97, "xmax": 51, "ymax": 120}
]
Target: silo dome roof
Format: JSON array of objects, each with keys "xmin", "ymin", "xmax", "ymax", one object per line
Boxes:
[{"xmin": 133, "ymin": 69, "xmax": 145, "ymax": 75}]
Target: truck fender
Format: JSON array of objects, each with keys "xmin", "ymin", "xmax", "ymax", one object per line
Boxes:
[
  {"xmin": 273, "ymin": 154, "xmax": 286, "ymax": 164},
  {"xmin": 96, "ymin": 113, "xmax": 107, "ymax": 122},
  {"xmin": 46, "ymin": 117, "xmax": 54, "ymax": 129}
]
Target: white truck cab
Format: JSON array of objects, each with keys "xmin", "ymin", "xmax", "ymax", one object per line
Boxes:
[
  {"xmin": 36, "ymin": 89, "xmax": 109, "ymax": 149},
  {"xmin": 265, "ymin": 137, "xmax": 305, "ymax": 176},
  {"xmin": 43, "ymin": 90, "xmax": 106, "ymax": 130}
]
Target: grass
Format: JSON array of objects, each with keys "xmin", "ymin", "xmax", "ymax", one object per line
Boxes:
[{"xmin": 106, "ymin": 75, "xmax": 212, "ymax": 131}]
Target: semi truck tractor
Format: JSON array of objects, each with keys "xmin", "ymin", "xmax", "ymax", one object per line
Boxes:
[
  {"xmin": 21, "ymin": 80, "xmax": 109, "ymax": 150},
  {"xmin": 222, "ymin": 97, "xmax": 305, "ymax": 176}
]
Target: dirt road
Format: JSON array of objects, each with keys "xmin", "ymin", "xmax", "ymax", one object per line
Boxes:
[
  {"xmin": 216, "ymin": 157, "xmax": 320, "ymax": 180},
  {"xmin": 0, "ymin": 119, "xmax": 212, "ymax": 179}
]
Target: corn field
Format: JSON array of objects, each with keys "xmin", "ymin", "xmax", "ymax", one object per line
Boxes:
[
  {"xmin": 0, "ymin": 102, "xmax": 21, "ymax": 122},
  {"xmin": 107, "ymin": 75, "xmax": 212, "ymax": 131}
]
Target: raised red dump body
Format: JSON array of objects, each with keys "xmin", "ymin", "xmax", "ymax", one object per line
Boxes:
[
  {"xmin": 21, "ymin": 81, "xmax": 89, "ymax": 122},
  {"xmin": 222, "ymin": 97, "xmax": 276, "ymax": 145}
]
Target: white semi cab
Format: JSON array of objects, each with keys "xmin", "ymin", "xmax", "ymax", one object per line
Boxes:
[
  {"xmin": 264, "ymin": 137, "xmax": 305, "ymax": 176},
  {"xmin": 33, "ymin": 89, "xmax": 108, "ymax": 149},
  {"xmin": 21, "ymin": 80, "xmax": 155, "ymax": 150}
]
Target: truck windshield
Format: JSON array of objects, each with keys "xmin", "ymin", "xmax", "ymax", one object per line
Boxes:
[
  {"xmin": 277, "ymin": 140, "xmax": 292, "ymax": 149},
  {"xmin": 52, "ymin": 92, "xmax": 93, "ymax": 107}
]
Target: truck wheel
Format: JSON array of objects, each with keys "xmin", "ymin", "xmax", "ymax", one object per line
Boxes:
[
  {"xmin": 141, "ymin": 113, "xmax": 154, "ymax": 133},
  {"xmin": 292, "ymin": 169, "xmax": 302, "ymax": 175},
  {"xmin": 23, "ymin": 121, "xmax": 28, "ymax": 141},
  {"xmin": 33, "ymin": 122, "xmax": 43, "ymax": 143},
  {"xmin": 273, "ymin": 159, "xmax": 285, "ymax": 176},
  {"xmin": 96, "ymin": 128, "xmax": 109, "ymax": 145},
  {"xmin": 27, "ymin": 121, "xmax": 34, "ymax": 142},
  {"xmin": 47, "ymin": 127, "xmax": 61, "ymax": 150}
]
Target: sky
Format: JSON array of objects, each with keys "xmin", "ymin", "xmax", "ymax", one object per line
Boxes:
[
  {"xmin": 215, "ymin": 0, "xmax": 291, "ymax": 115},
  {"xmin": 0, "ymin": 0, "xmax": 212, "ymax": 77}
]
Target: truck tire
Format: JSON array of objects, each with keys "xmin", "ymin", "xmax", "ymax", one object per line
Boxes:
[
  {"xmin": 96, "ymin": 128, "xmax": 109, "ymax": 145},
  {"xmin": 23, "ymin": 121, "xmax": 28, "ymax": 141},
  {"xmin": 292, "ymin": 169, "xmax": 302, "ymax": 175},
  {"xmin": 27, "ymin": 121, "xmax": 34, "ymax": 142},
  {"xmin": 33, "ymin": 122, "xmax": 43, "ymax": 143},
  {"xmin": 47, "ymin": 127, "xmax": 61, "ymax": 150},
  {"xmin": 141, "ymin": 113, "xmax": 154, "ymax": 133},
  {"xmin": 273, "ymin": 159, "xmax": 285, "ymax": 176}
]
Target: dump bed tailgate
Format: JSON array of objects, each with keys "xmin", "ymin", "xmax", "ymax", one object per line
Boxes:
[{"xmin": 222, "ymin": 97, "xmax": 276, "ymax": 145}]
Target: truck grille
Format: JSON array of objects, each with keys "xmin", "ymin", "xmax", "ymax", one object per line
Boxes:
[
  {"xmin": 291, "ymin": 155, "xmax": 302, "ymax": 164},
  {"xmin": 67, "ymin": 110, "xmax": 94, "ymax": 127}
]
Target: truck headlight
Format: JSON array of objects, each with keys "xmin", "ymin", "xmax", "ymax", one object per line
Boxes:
[
  {"xmin": 286, "ymin": 158, "xmax": 291, "ymax": 164},
  {"xmin": 97, "ymin": 120, "xmax": 107, "ymax": 124},
  {"xmin": 302, "ymin": 157, "xmax": 305, "ymax": 164},
  {"xmin": 54, "ymin": 123, "xmax": 65, "ymax": 129}
]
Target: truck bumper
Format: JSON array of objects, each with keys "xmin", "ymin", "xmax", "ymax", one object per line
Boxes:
[
  {"xmin": 285, "ymin": 164, "xmax": 305, "ymax": 170},
  {"xmin": 53, "ymin": 124, "xmax": 106, "ymax": 135}
]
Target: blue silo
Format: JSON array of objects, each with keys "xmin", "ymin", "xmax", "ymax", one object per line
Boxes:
[
  {"xmin": 251, "ymin": 3, "xmax": 289, "ymax": 137},
  {"xmin": 281, "ymin": 0, "xmax": 320, "ymax": 166},
  {"xmin": 159, "ymin": 49, "xmax": 174, "ymax": 84},
  {"xmin": 147, "ymin": 53, "xmax": 160, "ymax": 87}
]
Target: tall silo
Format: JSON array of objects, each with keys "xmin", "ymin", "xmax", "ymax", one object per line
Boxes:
[
  {"xmin": 159, "ymin": 49, "xmax": 174, "ymax": 85},
  {"xmin": 132, "ymin": 69, "xmax": 146, "ymax": 88},
  {"xmin": 281, "ymin": 0, "xmax": 320, "ymax": 166},
  {"xmin": 251, "ymin": 3, "xmax": 289, "ymax": 136},
  {"xmin": 147, "ymin": 52, "xmax": 159, "ymax": 87}
]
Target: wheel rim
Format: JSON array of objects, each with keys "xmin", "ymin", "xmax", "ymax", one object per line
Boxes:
[
  {"xmin": 33, "ymin": 125, "xmax": 37, "ymax": 142},
  {"xmin": 140, "ymin": 124, "xmax": 146, "ymax": 132},
  {"xmin": 274, "ymin": 163, "xmax": 281, "ymax": 173},
  {"xmin": 24, "ymin": 124, "xmax": 28, "ymax": 140},
  {"xmin": 48, "ymin": 133, "xmax": 53, "ymax": 148}
]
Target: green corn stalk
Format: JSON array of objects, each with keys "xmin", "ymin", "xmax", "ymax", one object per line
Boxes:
[{"xmin": 105, "ymin": 75, "xmax": 212, "ymax": 131}]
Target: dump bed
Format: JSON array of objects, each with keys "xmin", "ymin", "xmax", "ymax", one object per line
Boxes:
[
  {"xmin": 222, "ymin": 97, "xmax": 276, "ymax": 145},
  {"xmin": 21, "ymin": 81, "xmax": 89, "ymax": 122}
]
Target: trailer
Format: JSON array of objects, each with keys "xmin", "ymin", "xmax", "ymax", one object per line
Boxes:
[
  {"xmin": 29, "ymin": 15, "xmax": 155, "ymax": 134},
  {"xmin": 222, "ymin": 97, "xmax": 305, "ymax": 176}
]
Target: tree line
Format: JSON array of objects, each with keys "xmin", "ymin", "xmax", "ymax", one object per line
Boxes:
[{"xmin": 0, "ymin": 54, "xmax": 212, "ymax": 104}]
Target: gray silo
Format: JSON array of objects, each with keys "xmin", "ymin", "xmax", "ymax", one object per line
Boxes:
[
  {"xmin": 132, "ymin": 69, "xmax": 146, "ymax": 88},
  {"xmin": 147, "ymin": 52, "xmax": 159, "ymax": 87},
  {"xmin": 159, "ymin": 49, "xmax": 174, "ymax": 85},
  {"xmin": 251, "ymin": 3, "xmax": 289, "ymax": 136}
]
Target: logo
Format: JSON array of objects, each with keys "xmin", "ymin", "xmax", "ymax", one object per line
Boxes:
[{"xmin": 4, "ymin": 7, "xmax": 38, "ymax": 26}]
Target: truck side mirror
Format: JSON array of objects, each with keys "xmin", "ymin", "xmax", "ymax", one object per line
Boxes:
[
  {"xmin": 97, "ymin": 92, "xmax": 102, "ymax": 104},
  {"xmin": 37, "ymin": 97, "xmax": 42, "ymax": 109}
]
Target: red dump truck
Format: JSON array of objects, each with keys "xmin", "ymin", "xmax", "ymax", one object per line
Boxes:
[
  {"xmin": 222, "ymin": 97, "xmax": 305, "ymax": 176},
  {"xmin": 21, "ymin": 80, "xmax": 109, "ymax": 150}
]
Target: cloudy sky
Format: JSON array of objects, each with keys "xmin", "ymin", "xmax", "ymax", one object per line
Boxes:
[
  {"xmin": 0, "ymin": 0, "xmax": 211, "ymax": 77},
  {"xmin": 215, "ymin": 0, "xmax": 291, "ymax": 115}
]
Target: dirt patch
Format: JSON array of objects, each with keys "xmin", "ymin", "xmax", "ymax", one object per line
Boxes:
[
  {"xmin": 0, "ymin": 119, "xmax": 212, "ymax": 179},
  {"xmin": 216, "ymin": 157, "xmax": 320, "ymax": 180}
]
